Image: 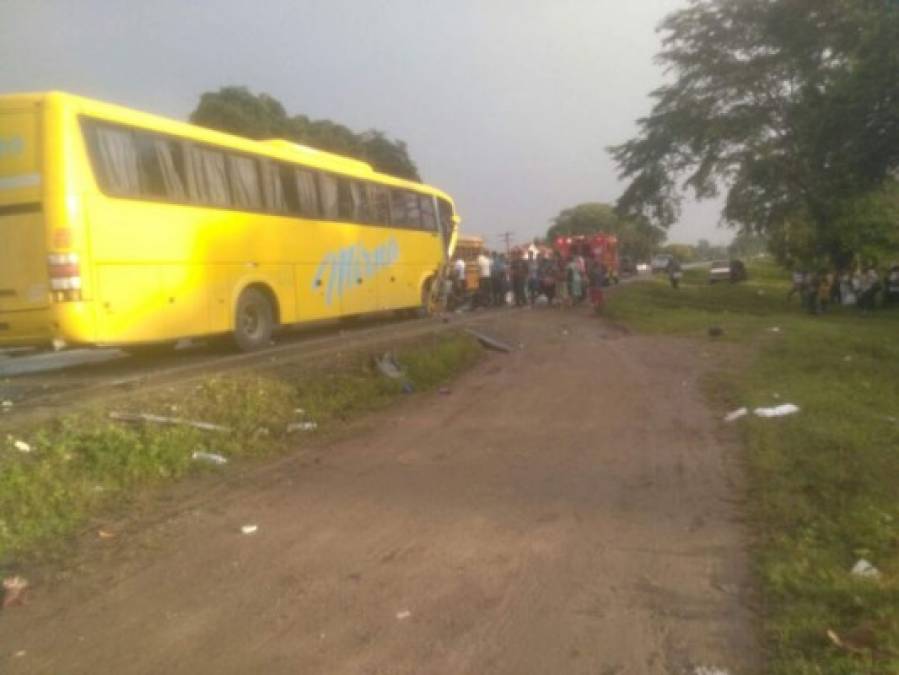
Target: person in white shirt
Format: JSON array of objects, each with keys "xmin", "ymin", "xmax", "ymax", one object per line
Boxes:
[{"xmin": 477, "ymin": 251, "xmax": 493, "ymax": 307}]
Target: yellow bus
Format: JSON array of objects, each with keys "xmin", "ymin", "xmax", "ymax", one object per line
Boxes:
[{"xmin": 0, "ymin": 91, "xmax": 460, "ymax": 351}]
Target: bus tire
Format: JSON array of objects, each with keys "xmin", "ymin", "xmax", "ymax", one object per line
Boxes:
[{"xmin": 233, "ymin": 287, "xmax": 275, "ymax": 352}]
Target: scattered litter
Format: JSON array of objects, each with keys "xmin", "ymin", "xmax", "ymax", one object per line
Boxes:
[
  {"xmin": 753, "ymin": 403, "xmax": 800, "ymax": 418},
  {"xmin": 12, "ymin": 439, "xmax": 32, "ymax": 453},
  {"xmin": 1, "ymin": 400, "xmax": 12, "ymax": 408},
  {"xmin": 287, "ymin": 421, "xmax": 318, "ymax": 432},
  {"xmin": 694, "ymin": 667, "xmax": 730, "ymax": 675},
  {"xmin": 108, "ymin": 411, "xmax": 230, "ymax": 433},
  {"xmin": 240, "ymin": 524, "xmax": 258, "ymax": 535},
  {"xmin": 707, "ymin": 326, "xmax": 724, "ymax": 338},
  {"xmin": 843, "ymin": 355, "xmax": 853, "ymax": 363},
  {"xmin": 2, "ymin": 576, "xmax": 29, "ymax": 608},
  {"xmin": 724, "ymin": 407, "xmax": 748, "ymax": 422},
  {"xmin": 767, "ymin": 326, "xmax": 781, "ymax": 333},
  {"xmin": 401, "ymin": 382, "xmax": 415, "ymax": 394},
  {"xmin": 191, "ymin": 451, "xmax": 229, "ymax": 465},
  {"xmin": 97, "ymin": 529, "xmax": 116, "ymax": 540},
  {"xmin": 396, "ymin": 610, "xmax": 412, "ymax": 620},
  {"xmin": 294, "ymin": 408, "xmax": 306, "ymax": 415},
  {"xmin": 466, "ymin": 329, "xmax": 512, "ymax": 353},
  {"xmin": 850, "ymin": 558, "xmax": 881, "ymax": 580},
  {"xmin": 438, "ymin": 387, "xmax": 451, "ymax": 395},
  {"xmin": 13, "ymin": 650, "xmax": 25, "ymax": 658},
  {"xmin": 375, "ymin": 352, "xmax": 404, "ymax": 379}
]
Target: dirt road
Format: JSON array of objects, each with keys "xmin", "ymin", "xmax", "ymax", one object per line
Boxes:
[{"xmin": 1, "ymin": 309, "xmax": 758, "ymax": 674}]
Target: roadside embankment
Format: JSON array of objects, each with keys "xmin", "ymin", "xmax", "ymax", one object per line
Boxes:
[{"xmin": 0, "ymin": 331, "xmax": 482, "ymax": 562}]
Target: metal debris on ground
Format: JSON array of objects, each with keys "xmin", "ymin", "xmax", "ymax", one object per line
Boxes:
[
  {"xmin": 753, "ymin": 403, "xmax": 800, "ymax": 418},
  {"xmin": 287, "ymin": 421, "xmax": 318, "ymax": 432},
  {"xmin": 850, "ymin": 558, "xmax": 881, "ymax": 580},
  {"xmin": 401, "ymin": 382, "xmax": 415, "ymax": 394},
  {"xmin": 97, "ymin": 529, "xmax": 116, "ymax": 539},
  {"xmin": 396, "ymin": 610, "xmax": 412, "ymax": 620},
  {"xmin": 2, "ymin": 575, "xmax": 29, "ymax": 608},
  {"xmin": 374, "ymin": 352, "xmax": 404, "ymax": 379},
  {"xmin": 191, "ymin": 451, "xmax": 229, "ymax": 465},
  {"xmin": 108, "ymin": 411, "xmax": 231, "ymax": 433},
  {"xmin": 466, "ymin": 329, "xmax": 513, "ymax": 353},
  {"xmin": 693, "ymin": 667, "xmax": 730, "ymax": 675},
  {"xmin": 438, "ymin": 387, "xmax": 451, "ymax": 395},
  {"xmin": 240, "ymin": 524, "xmax": 259, "ymax": 535},
  {"xmin": 707, "ymin": 326, "xmax": 724, "ymax": 338},
  {"xmin": 723, "ymin": 407, "xmax": 748, "ymax": 422}
]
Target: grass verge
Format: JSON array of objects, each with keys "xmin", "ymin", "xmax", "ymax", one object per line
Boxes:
[
  {"xmin": 0, "ymin": 331, "xmax": 482, "ymax": 563},
  {"xmin": 607, "ymin": 263, "xmax": 899, "ymax": 674}
]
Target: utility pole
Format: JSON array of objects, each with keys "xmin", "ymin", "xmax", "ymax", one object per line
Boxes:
[{"xmin": 497, "ymin": 231, "xmax": 515, "ymax": 255}]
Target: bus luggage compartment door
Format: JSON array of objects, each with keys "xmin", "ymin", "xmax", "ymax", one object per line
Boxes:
[{"xmin": 0, "ymin": 105, "xmax": 48, "ymax": 316}]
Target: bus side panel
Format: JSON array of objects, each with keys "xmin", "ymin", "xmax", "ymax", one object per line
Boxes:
[{"xmin": 94, "ymin": 264, "xmax": 165, "ymax": 343}]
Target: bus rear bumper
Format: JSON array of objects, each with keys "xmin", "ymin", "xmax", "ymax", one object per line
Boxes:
[{"xmin": 0, "ymin": 303, "xmax": 96, "ymax": 348}]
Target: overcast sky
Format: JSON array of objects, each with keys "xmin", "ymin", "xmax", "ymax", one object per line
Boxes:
[{"xmin": 1, "ymin": 0, "xmax": 729, "ymax": 248}]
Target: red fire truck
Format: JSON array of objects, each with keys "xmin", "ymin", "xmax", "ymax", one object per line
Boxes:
[{"xmin": 553, "ymin": 234, "xmax": 620, "ymax": 285}]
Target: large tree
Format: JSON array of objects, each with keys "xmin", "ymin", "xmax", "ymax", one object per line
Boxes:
[
  {"xmin": 190, "ymin": 86, "xmax": 420, "ymax": 181},
  {"xmin": 547, "ymin": 202, "xmax": 667, "ymax": 261},
  {"xmin": 610, "ymin": 0, "xmax": 899, "ymax": 267}
]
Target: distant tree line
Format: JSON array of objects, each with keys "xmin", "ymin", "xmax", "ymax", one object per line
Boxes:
[
  {"xmin": 189, "ymin": 86, "xmax": 420, "ymax": 181},
  {"xmin": 610, "ymin": 0, "xmax": 899, "ymax": 269}
]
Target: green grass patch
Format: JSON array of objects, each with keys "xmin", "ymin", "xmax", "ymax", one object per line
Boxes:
[
  {"xmin": 607, "ymin": 263, "xmax": 899, "ymax": 673},
  {"xmin": 0, "ymin": 332, "xmax": 482, "ymax": 562}
]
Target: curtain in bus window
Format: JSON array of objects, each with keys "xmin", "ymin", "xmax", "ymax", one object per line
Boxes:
[
  {"xmin": 153, "ymin": 138, "xmax": 186, "ymax": 200},
  {"xmin": 369, "ymin": 184, "xmax": 390, "ymax": 225},
  {"xmin": 319, "ymin": 173, "xmax": 339, "ymax": 220},
  {"xmin": 391, "ymin": 190, "xmax": 421, "ymax": 228},
  {"xmin": 94, "ymin": 126, "xmax": 140, "ymax": 196},
  {"xmin": 337, "ymin": 178, "xmax": 354, "ymax": 221},
  {"xmin": 263, "ymin": 162, "xmax": 286, "ymax": 212},
  {"xmin": 419, "ymin": 194, "xmax": 437, "ymax": 232},
  {"xmin": 350, "ymin": 182, "xmax": 370, "ymax": 223},
  {"xmin": 295, "ymin": 169, "xmax": 320, "ymax": 218},
  {"xmin": 229, "ymin": 155, "xmax": 263, "ymax": 210},
  {"xmin": 191, "ymin": 147, "xmax": 230, "ymax": 207}
]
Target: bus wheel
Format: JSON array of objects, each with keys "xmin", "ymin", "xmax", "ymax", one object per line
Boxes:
[{"xmin": 233, "ymin": 288, "xmax": 274, "ymax": 352}]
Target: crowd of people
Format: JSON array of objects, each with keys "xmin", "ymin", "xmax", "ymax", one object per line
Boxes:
[
  {"xmin": 450, "ymin": 247, "xmax": 608, "ymax": 310},
  {"xmin": 787, "ymin": 264, "xmax": 899, "ymax": 313}
]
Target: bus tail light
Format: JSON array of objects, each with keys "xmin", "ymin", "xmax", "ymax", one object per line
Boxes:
[{"xmin": 48, "ymin": 252, "xmax": 83, "ymax": 302}]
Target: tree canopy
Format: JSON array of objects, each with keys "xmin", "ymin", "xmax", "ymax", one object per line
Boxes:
[
  {"xmin": 547, "ymin": 202, "xmax": 667, "ymax": 261},
  {"xmin": 610, "ymin": 0, "xmax": 899, "ymax": 267},
  {"xmin": 190, "ymin": 86, "xmax": 420, "ymax": 181}
]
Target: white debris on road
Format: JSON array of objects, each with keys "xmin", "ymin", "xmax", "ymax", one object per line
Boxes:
[
  {"xmin": 240, "ymin": 525, "xmax": 259, "ymax": 535},
  {"xmin": 723, "ymin": 407, "xmax": 748, "ymax": 422},
  {"xmin": 753, "ymin": 404, "xmax": 800, "ymax": 418},
  {"xmin": 191, "ymin": 451, "xmax": 228, "ymax": 465}
]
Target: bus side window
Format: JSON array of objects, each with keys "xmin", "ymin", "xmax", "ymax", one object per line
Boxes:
[
  {"xmin": 368, "ymin": 184, "xmax": 391, "ymax": 225},
  {"xmin": 419, "ymin": 194, "xmax": 437, "ymax": 232},
  {"xmin": 295, "ymin": 168, "xmax": 320, "ymax": 218},
  {"xmin": 261, "ymin": 161, "xmax": 285, "ymax": 213},
  {"xmin": 390, "ymin": 189, "xmax": 420, "ymax": 228},
  {"xmin": 134, "ymin": 132, "xmax": 187, "ymax": 201},
  {"xmin": 190, "ymin": 145, "xmax": 231, "ymax": 208},
  {"xmin": 84, "ymin": 122, "xmax": 141, "ymax": 196},
  {"xmin": 319, "ymin": 173, "xmax": 339, "ymax": 220},
  {"xmin": 228, "ymin": 154, "xmax": 263, "ymax": 211}
]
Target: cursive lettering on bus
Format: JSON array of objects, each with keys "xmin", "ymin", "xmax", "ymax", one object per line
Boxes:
[{"xmin": 312, "ymin": 238, "xmax": 400, "ymax": 306}]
